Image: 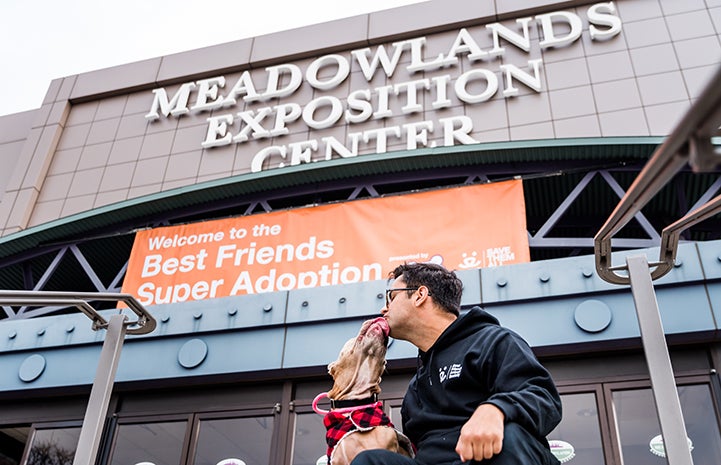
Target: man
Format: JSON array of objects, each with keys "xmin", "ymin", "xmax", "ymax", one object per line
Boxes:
[{"xmin": 351, "ymin": 262, "xmax": 561, "ymax": 465}]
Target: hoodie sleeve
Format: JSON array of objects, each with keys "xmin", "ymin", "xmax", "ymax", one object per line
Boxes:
[{"xmin": 479, "ymin": 329, "xmax": 562, "ymax": 438}]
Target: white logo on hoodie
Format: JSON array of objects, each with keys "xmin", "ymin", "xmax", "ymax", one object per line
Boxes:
[{"xmin": 439, "ymin": 364, "xmax": 463, "ymax": 383}]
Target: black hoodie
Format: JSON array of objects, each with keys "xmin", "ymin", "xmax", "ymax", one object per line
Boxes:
[{"xmin": 400, "ymin": 306, "xmax": 562, "ymax": 465}]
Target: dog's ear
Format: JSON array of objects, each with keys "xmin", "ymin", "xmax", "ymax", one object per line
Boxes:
[{"xmin": 327, "ymin": 361, "xmax": 337, "ymax": 376}]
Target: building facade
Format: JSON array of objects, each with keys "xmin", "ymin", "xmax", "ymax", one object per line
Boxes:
[{"xmin": 1, "ymin": 1, "xmax": 721, "ymax": 464}]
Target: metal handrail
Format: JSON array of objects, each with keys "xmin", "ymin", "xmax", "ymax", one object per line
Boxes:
[
  {"xmin": 657, "ymin": 193, "xmax": 721, "ymax": 273},
  {"xmin": 592, "ymin": 61, "xmax": 721, "ymax": 465},
  {"xmin": 0, "ymin": 290, "xmax": 156, "ymax": 465},
  {"xmin": 594, "ymin": 63, "xmax": 721, "ymax": 284},
  {"xmin": 0, "ymin": 290, "xmax": 156, "ymax": 335}
]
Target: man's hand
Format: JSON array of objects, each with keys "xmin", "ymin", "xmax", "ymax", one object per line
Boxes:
[{"xmin": 455, "ymin": 403, "xmax": 505, "ymax": 462}]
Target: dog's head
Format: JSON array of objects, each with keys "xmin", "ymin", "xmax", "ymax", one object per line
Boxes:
[{"xmin": 326, "ymin": 317, "xmax": 390, "ymax": 401}]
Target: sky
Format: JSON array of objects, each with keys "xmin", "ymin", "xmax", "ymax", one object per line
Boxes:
[{"xmin": 0, "ymin": 0, "xmax": 426, "ymax": 117}]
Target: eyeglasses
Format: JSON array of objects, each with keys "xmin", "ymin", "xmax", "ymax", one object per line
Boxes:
[{"xmin": 385, "ymin": 287, "xmax": 419, "ymax": 307}]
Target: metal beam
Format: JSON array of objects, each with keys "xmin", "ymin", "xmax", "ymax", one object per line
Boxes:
[
  {"xmin": 70, "ymin": 245, "xmax": 107, "ymax": 292},
  {"xmin": 599, "ymin": 170, "xmax": 660, "ymax": 242},
  {"xmin": 533, "ymin": 171, "xmax": 597, "ymax": 239}
]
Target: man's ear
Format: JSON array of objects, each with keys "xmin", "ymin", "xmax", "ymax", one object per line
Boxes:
[{"xmin": 415, "ymin": 285, "xmax": 430, "ymax": 306}]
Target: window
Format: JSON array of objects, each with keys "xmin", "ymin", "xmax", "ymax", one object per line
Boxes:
[
  {"xmin": 107, "ymin": 420, "xmax": 187, "ymax": 465},
  {"xmin": 25, "ymin": 427, "xmax": 80, "ymax": 465},
  {"xmin": 612, "ymin": 384, "xmax": 721, "ymax": 465},
  {"xmin": 0, "ymin": 427, "xmax": 30, "ymax": 465},
  {"xmin": 6, "ymin": 372, "xmax": 719, "ymax": 465},
  {"xmin": 193, "ymin": 415, "xmax": 275, "ymax": 465},
  {"xmin": 547, "ymin": 392, "xmax": 606, "ymax": 464},
  {"xmin": 290, "ymin": 412, "xmax": 327, "ymax": 465}
]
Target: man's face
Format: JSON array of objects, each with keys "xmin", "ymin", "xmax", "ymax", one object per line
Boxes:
[{"xmin": 381, "ymin": 276, "xmax": 417, "ymax": 340}]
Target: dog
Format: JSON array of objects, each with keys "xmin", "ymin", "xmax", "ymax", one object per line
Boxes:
[{"xmin": 314, "ymin": 316, "xmax": 415, "ymax": 465}]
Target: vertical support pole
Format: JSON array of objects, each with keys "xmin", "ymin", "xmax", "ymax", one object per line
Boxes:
[
  {"xmin": 72, "ymin": 314, "xmax": 127, "ymax": 465},
  {"xmin": 626, "ymin": 254, "xmax": 694, "ymax": 465}
]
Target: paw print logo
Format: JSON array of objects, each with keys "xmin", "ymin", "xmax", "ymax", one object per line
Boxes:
[
  {"xmin": 439, "ymin": 366, "xmax": 448, "ymax": 383},
  {"xmin": 458, "ymin": 251, "xmax": 482, "ymax": 269}
]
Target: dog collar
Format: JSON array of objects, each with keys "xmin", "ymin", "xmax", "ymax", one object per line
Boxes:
[
  {"xmin": 313, "ymin": 392, "xmax": 381, "ymax": 415},
  {"xmin": 330, "ymin": 393, "xmax": 378, "ymax": 409}
]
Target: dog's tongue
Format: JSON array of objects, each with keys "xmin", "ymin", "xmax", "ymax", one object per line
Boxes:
[{"xmin": 371, "ymin": 317, "xmax": 390, "ymax": 337}]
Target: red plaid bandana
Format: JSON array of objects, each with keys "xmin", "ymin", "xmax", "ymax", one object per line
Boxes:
[{"xmin": 323, "ymin": 403, "xmax": 394, "ymax": 462}]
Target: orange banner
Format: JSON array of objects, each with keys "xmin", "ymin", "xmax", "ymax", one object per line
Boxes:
[{"xmin": 121, "ymin": 180, "xmax": 529, "ymax": 306}]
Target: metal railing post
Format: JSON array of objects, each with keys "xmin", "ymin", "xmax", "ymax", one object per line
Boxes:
[
  {"xmin": 72, "ymin": 313, "xmax": 128, "ymax": 465},
  {"xmin": 627, "ymin": 255, "xmax": 693, "ymax": 465}
]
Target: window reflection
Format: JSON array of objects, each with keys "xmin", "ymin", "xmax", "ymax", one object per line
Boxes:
[
  {"xmin": 291, "ymin": 412, "xmax": 326, "ymax": 465},
  {"xmin": 613, "ymin": 384, "xmax": 721, "ymax": 465},
  {"xmin": 194, "ymin": 416, "xmax": 274, "ymax": 465},
  {"xmin": 547, "ymin": 392, "xmax": 605, "ymax": 465},
  {"xmin": 0, "ymin": 427, "xmax": 29, "ymax": 465},
  {"xmin": 108, "ymin": 421, "xmax": 186, "ymax": 465},
  {"xmin": 25, "ymin": 428, "xmax": 80, "ymax": 465},
  {"xmin": 389, "ymin": 406, "xmax": 402, "ymax": 432}
]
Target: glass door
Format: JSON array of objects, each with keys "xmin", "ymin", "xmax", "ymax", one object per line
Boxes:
[
  {"xmin": 105, "ymin": 410, "xmax": 280, "ymax": 465},
  {"xmin": 105, "ymin": 415, "xmax": 190, "ymax": 465},
  {"xmin": 607, "ymin": 379, "xmax": 721, "ymax": 465},
  {"xmin": 189, "ymin": 410, "xmax": 278, "ymax": 465},
  {"xmin": 547, "ymin": 388, "xmax": 610, "ymax": 465},
  {"xmin": 289, "ymin": 403, "xmax": 331, "ymax": 465},
  {"xmin": 19, "ymin": 373, "xmax": 718, "ymax": 465}
]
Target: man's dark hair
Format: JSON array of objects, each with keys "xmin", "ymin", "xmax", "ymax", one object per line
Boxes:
[{"xmin": 390, "ymin": 262, "xmax": 463, "ymax": 316}]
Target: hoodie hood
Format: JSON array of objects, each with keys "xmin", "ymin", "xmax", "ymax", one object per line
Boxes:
[{"xmin": 419, "ymin": 306, "xmax": 499, "ymax": 363}]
